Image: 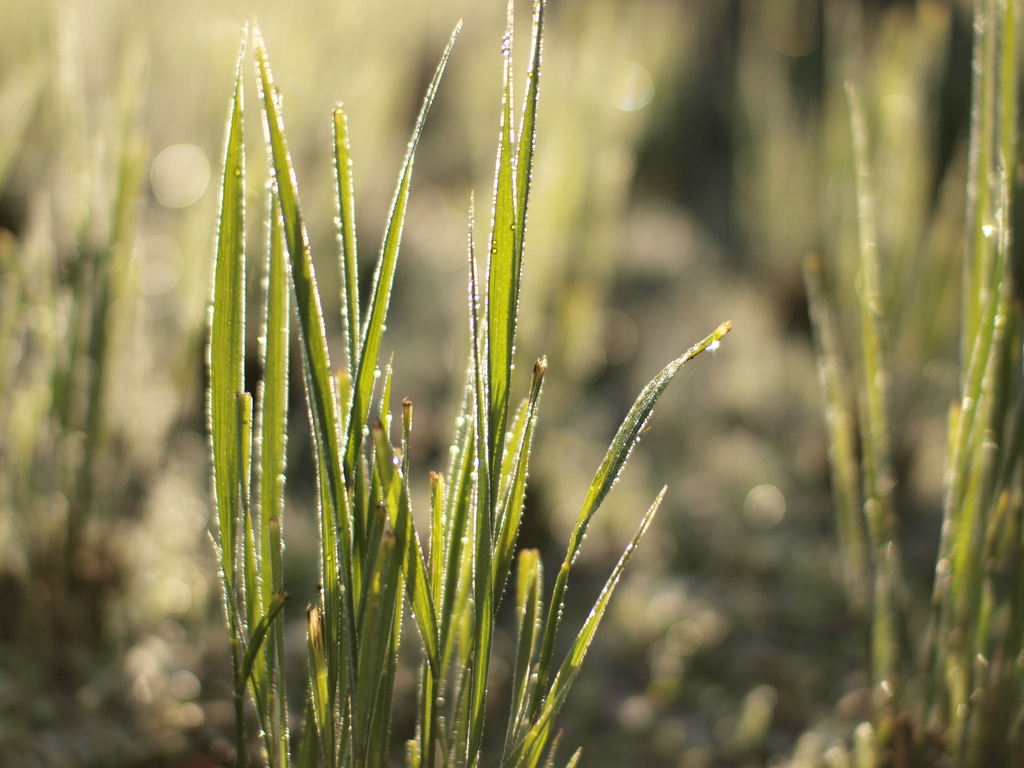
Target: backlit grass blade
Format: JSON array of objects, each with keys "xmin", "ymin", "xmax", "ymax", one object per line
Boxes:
[
  {"xmin": 486, "ymin": 5, "xmax": 519, "ymax": 498},
  {"xmin": 307, "ymin": 604, "xmax": 333, "ymax": 765},
  {"xmin": 346, "ymin": 23, "xmax": 461, "ymax": 479},
  {"xmin": 253, "ymin": 33, "xmax": 356, "ymax": 751},
  {"xmin": 208, "ymin": 32, "xmax": 246, "ymax": 593},
  {"xmin": 208, "ymin": 45, "xmax": 248, "ymax": 760},
  {"xmin": 353, "ymin": 510, "xmax": 402, "ymax": 763},
  {"xmin": 468, "ymin": 209, "xmax": 496, "ymax": 762},
  {"xmin": 493, "ymin": 359, "xmax": 545, "ymax": 605},
  {"xmin": 429, "ymin": 471, "xmax": 446, "ymax": 603},
  {"xmin": 508, "ymin": 489, "xmax": 665, "ymax": 768},
  {"xmin": 371, "ymin": 421, "xmax": 439, "ymax": 672},
  {"xmin": 334, "ymin": 106, "xmax": 360, "ymax": 378},
  {"xmin": 254, "ymin": 188, "xmax": 291, "ymax": 767},
  {"xmin": 439, "ymin": 375, "xmax": 476, "ymax": 667},
  {"xmin": 503, "ymin": 547, "xmax": 543, "ymax": 762},
  {"xmin": 534, "ymin": 321, "xmax": 732, "ymax": 697},
  {"xmin": 238, "ymin": 589, "xmax": 290, "ymax": 699},
  {"xmin": 238, "ymin": 392, "xmax": 256, "ymax": 632},
  {"xmin": 516, "ymin": 0, "xmax": 543, "ymax": 238}
]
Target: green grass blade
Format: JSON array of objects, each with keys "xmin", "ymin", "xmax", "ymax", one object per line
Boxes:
[
  {"xmin": 468, "ymin": 208, "xmax": 496, "ymax": 762},
  {"xmin": 516, "ymin": 0, "xmax": 544, "ymax": 238},
  {"xmin": 440, "ymin": 375, "xmax": 476, "ymax": 667},
  {"xmin": 371, "ymin": 421, "xmax": 440, "ymax": 673},
  {"xmin": 238, "ymin": 589, "xmax": 291, "ymax": 698},
  {"xmin": 509, "ymin": 489, "xmax": 664, "ymax": 768},
  {"xmin": 208, "ymin": 31, "xmax": 247, "ymax": 592},
  {"xmin": 307, "ymin": 604, "xmax": 333, "ymax": 766},
  {"xmin": 253, "ymin": 33, "xmax": 356, "ymax": 749},
  {"xmin": 347, "ymin": 23, "xmax": 461, "ymax": 478},
  {"xmin": 354, "ymin": 514, "xmax": 403, "ymax": 762},
  {"xmin": 503, "ymin": 547, "xmax": 543, "ymax": 762},
  {"xmin": 485, "ymin": 6, "xmax": 518, "ymax": 500},
  {"xmin": 429, "ymin": 471, "xmax": 446, "ymax": 605},
  {"xmin": 492, "ymin": 359, "xmax": 546, "ymax": 606},
  {"xmin": 534, "ymin": 321, "xmax": 731, "ymax": 697},
  {"xmin": 334, "ymin": 106, "xmax": 361, "ymax": 378},
  {"xmin": 255, "ymin": 189, "xmax": 292, "ymax": 767},
  {"xmin": 238, "ymin": 392, "xmax": 257, "ymax": 633}
]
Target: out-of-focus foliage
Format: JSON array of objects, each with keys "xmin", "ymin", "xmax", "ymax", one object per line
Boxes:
[{"xmin": 0, "ymin": 0, "xmax": 1004, "ymax": 765}]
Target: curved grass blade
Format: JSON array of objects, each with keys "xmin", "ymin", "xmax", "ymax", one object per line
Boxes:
[
  {"xmin": 237, "ymin": 589, "xmax": 291, "ymax": 699},
  {"xmin": 346, "ymin": 23, "xmax": 462, "ymax": 479},
  {"xmin": 534, "ymin": 321, "xmax": 732, "ymax": 698},
  {"xmin": 507, "ymin": 489, "xmax": 665, "ymax": 768}
]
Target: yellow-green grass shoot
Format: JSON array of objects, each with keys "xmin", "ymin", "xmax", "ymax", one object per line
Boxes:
[{"xmin": 207, "ymin": 3, "xmax": 730, "ymax": 766}]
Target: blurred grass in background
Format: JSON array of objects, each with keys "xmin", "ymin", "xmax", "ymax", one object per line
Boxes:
[{"xmin": 0, "ymin": 0, "xmax": 1003, "ymax": 765}]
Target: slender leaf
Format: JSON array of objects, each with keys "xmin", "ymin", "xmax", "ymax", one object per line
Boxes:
[
  {"xmin": 508, "ymin": 489, "xmax": 665, "ymax": 768},
  {"xmin": 208, "ymin": 31, "xmax": 247, "ymax": 591},
  {"xmin": 254, "ymin": 34, "xmax": 356, "ymax": 754},
  {"xmin": 347, "ymin": 23, "xmax": 461, "ymax": 479},
  {"xmin": 486, "ymin": 6, "xmax": 519, "ymax": 499},
  {"xmin": 334, "ymin": 106, "xmax": 361, "ymax": 378},
  {"xmin": 493, "ymin": 359, "xmax": 546, "ymax": 605},
  {"xmin": 535, "ymin": 321, "xmax": 732, "ymax": 698},
  {"xmin": 371, "ymin": 422, "xmax": 440, "ymax": 672}
]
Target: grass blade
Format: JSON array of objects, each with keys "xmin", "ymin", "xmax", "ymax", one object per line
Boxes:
[
  {"xmin": 346, "ymin": 23, "xmax": 461, "ymax": 479},
  {"xmin": 254, "ymin": 187, "xmax": 292, "ymax": 767},
  {"xmin": 208, "ymin": 31, "xmax": 247, "ymax": 594},
  {"xmin": 334, "ymin": 106, "xmax": 360, "ymax": 378},
  {"xmin": 207, "ymin": 32, "xmax": 249, "ymax": 765},
  {"xmin": 503, "ymin": 547, "xmax": 543, "ymax": 762},
  {"xmin": 509, "ymin": 489, "xmax": 665, "ymax": 768},
  {"xmin": 485, "ymin": 5, "xmax": 519, "ymax": 499},
  {"xmin": 492, "ymin": 359, "xmax": 546, "ymax": 605},
  {"xmin": 254, "ymin": 33, "xmax": 356, "ymax": 756},
  {"xmin": 371, "ymin": 421, "xmax": 440, "ymax": 673},
  {"xmin": 534, "ymin": 321, "xmax": 732, "ymax": 698}
]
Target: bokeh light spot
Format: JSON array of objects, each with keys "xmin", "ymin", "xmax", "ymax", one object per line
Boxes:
[
  {"xmin": 151, "ymin": 144, "xmax": 210, "ymax": 208},
  {"xmin": 611, "ymin": 61, "xmax": 654, "ymax": 112},
  {"xmin": 743, "ymin": 484, "xmax": 786, "ymax": 529}
]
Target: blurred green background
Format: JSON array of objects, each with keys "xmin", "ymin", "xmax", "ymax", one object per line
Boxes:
[{"xmin": 0, "ymin": 0, "xmax": 976, "ymax": 765}]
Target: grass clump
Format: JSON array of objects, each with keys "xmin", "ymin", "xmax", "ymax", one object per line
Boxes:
[
  {"xmin": 207, "ymin": 3, "xmax": 730, "ymax": 766},
  {"xmin": 805, "ymin": 0, "xmax": 1024, "ymax": 764}
]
